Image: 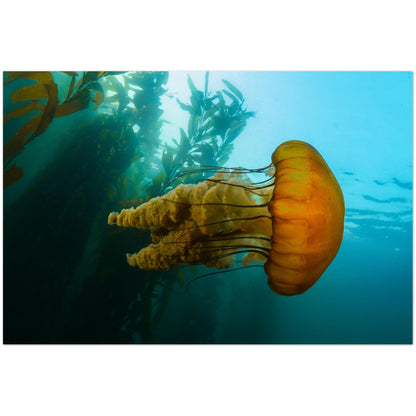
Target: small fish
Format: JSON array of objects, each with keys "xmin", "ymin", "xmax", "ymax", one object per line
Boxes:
[{"xmin": 392, "ymin": 177, "xmax": 412, "ymax": 190}]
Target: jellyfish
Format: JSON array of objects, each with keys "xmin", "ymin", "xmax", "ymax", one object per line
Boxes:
[{"xmin": 108, "ymin": 140, "xmax": 345, "ymax": 295}]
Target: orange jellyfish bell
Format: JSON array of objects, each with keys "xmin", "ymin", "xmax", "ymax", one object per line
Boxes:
[{"xmin": 264, "ymin": 140, "xmax": 345, "ymax": 295}]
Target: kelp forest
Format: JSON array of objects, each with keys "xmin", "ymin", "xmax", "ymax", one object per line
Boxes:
[{"xmin": 3, "ymin": 71, "xmax": 254, "ymax": 343}]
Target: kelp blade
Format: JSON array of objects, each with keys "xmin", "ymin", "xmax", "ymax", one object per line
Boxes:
[
  {"xmin": 3, "ymin": 163, "xmax": 23, "ymax": 188},
  {"xmin": 11, "ymin": 84, "xmax": 48, "ymax": 104}
]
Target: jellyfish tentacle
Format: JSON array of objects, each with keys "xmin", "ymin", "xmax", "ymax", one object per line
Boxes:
[
  {"xmin": 161, "ymin": 163, "xmax": 274, "ymax": 194},
  {"xmin": 160, "ymin": 197, "xmax": 272, "ymax": 209},
  {"xmin": 186, "ymin": 264, "xmax": 265, "ymax": 290},
  {"xmin": 163, "ymin": 235, "xmax": 272, "ymax": 245}
]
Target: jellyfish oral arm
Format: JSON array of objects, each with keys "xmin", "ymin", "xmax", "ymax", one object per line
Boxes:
[{"xmin": 108, "ymin": 171, "xmax": 273, "ymax": 272}]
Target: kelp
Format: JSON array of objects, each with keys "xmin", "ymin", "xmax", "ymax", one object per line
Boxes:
[
  {"xmin": 94, "ymin": 72, "xmax": 255, "ymax": 342},
  {"xmin": 27, "ymin": 81, "xmax": 58, "ymax": 141},
  {"xmin": 108, "ymin": 76, "xmax": 129, "ymax": 111},
  {"xmin": 4, "ymin": 72, "xmax": 57, "ymax": 170},
  {"xmin": 11, "ymin": 83, "xmax": 48, "ymax": 103},
  {"xmin": 4, "ymin": 71, "xmax": 54, "ymax": 85},
  {"xmin": 92, "ymin": 90, "xmax": 104, "ymax": 110},
  {"xmin": 3, "ymin": 71, "xmax": 125, "ymax": 188},
  {"xmin": 3, "ymin": 108, "xmax": 140, "ymax": 343},
  {"xmin": 158, "ymin": 72, "xmax": 255, "ymax": 193},
  {"xmin": 3, "ymin": 100, "xmax": 44, "ymax": 124},
  {"xmin": 55, "ymin": 88, "xmax": 90, "ymax": 118},
  {"xmin": 3, "ymin": 71, "xmax": 254, "ymax": 343},
  {"xmin": 3, "ymin": 163, "xmax": 23, "ymax": 188}
]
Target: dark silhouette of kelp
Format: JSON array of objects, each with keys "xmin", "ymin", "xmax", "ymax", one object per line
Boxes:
[{"xmin": 3, "ymin": 71, "xmax": 254, "ymax": 343}]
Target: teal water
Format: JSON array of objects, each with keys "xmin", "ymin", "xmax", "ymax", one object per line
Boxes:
[{"xmin": 3, "ymin": 71, "xmax": 412, "ymax": 344}]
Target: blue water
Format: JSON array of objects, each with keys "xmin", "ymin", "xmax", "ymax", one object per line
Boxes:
[
  {"xmin": 3, "ymin": 71, "xmax": 412, "ymax": 344},
  {"xmin": 156, "ymin": 71, "xmax": 413, "ymax": 344}
]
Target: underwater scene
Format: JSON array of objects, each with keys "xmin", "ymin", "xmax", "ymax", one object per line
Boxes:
[{"xmin": 2, "ymin": 71, "xmax": 413, "ymax": 344}]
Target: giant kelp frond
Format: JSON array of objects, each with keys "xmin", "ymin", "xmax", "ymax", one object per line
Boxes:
[
  {"xmin": 4, "ymin": 72, "xmax": 58, "ymax": 170},
  {"xmin": 11, "ymin": 83, "xmax": 49, "ymax": 103},
  {"xmin": 124, "ymin": 72, "xmax": 169, "ymax": 198},
  {"xmin": 4, "ymin": 71, "xmax": 54, "ymax": 85},
  {"xmin": 3, "ymin": 71, "xmax": 125, "ymax": 188},
  {"xmin": 107, "ymin": 76, "xmax": 129, "ymax": 111},
  {"xmin": 3, "ymin": 100, "xmax": 45, "ymax": 124},
  {"xmin": 55, "ymin": 88, "xmax": 91, "ymax": 117},
  {"xmin": 60, "ymin": 71, "xmax": 114, "ymax": 113},
  {"xmin": 64, "ymin": 71, "xmax": 125, "ymax": 101},
  {"xmin": 3, "ymin": 163, "xmax": 23, "ymax": 188},
  {"xmin": 3, "ymin": 72, "xmax": 60, "ymax": 186},
  {"xmin": 161, "ymin": 73, "xmax": 255, "ymax": 191}
]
